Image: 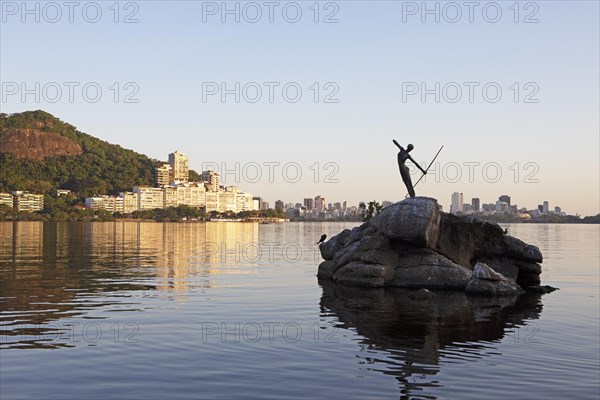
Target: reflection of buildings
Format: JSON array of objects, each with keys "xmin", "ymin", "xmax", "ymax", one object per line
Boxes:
[
  {"xmin": 0, "ymin": 191, "xmax": 45, "ymax": 212},
  {"xmin": 319, "ymin": 282, "xmax": 544, "ymax": 398},
  {"xmin": 0, "ymin": 221, "xmax": 263, "ymax": 348}
]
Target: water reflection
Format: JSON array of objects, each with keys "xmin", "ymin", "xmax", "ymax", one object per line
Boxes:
[
  {"xmin": 0, "ymin": 221, "xmax": 262, "ymax": 349},
  {"xmin": 319, "ymin": 281, "xmax": 544, "ymax": 399}
]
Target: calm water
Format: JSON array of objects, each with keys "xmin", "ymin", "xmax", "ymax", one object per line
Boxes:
[{"xmin": 0, "ymin": 222, "xmax": 598, "ymax": 399}]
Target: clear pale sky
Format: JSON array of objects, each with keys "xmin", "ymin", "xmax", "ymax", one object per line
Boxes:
[{"xmin": 1, "ymin": 1, "xmax": 598, "ymax": 215}]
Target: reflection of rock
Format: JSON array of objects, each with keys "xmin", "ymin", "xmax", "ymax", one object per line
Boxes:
[
  {"xmin": 319, "ymin": 197, "xmax": 544, "ymax": 291},
  {"xmin": 319, "ymin": 280, "xmax": 544, "ymax": 396}
]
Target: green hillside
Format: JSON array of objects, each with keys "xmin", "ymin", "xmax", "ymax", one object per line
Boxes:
[{"xmin": 0, "ymin": 111, "xmax": 199, "ymax": 197}]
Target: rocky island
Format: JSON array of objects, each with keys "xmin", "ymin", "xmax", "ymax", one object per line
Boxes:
[{"xmin": 318, "ymin": 197, "xmax": 552, "ymax": 295}]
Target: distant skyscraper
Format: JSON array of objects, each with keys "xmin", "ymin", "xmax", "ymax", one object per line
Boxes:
[
  {"xmin": 303, "ymin": 198, "xmax": 314, "ymax": 210},
  {"xmin": 451, "ymin": 192, "xmax": 463, "ymax": 214},
  {"xmin": 499, "ymin": 195, "xmax": 511, "ymax": 208},
  {"xmin": 252, "ymin": 196, "xmax": 265, "ymax": 210},
  {"xmin": 275, "ymin": 200, "xmax": 284, "ymax": 212},
  {"xmin": 314, "ymin": 196, "xmax": 325, "ymax": 211},
  {"xmin": 495, "ymin": 200, "xmax": 509, "ymax": 213},
  {"xmin": 543, "ymin": 201, "xmax": 549, "ymax": 214},
  {"xmin": 471, "ymin": 197, "xmax": 480, "ymax": 212},
  {"xmin": 538, "ymin": 204, "xmax": 544, "ymax": 213},
  {"xmin": 169, "ymin": 150, "xmax": 189, "ymax": 182}
]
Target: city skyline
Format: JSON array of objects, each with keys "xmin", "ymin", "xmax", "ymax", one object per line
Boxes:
[{"xmin": 2, "ymin": 2, "xmax": 598, "ymax": 215}]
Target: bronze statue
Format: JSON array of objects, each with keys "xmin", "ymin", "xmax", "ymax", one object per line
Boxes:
[{"xmin": 393, "ymin": 140, "xmax": 427, "ymax": 198}]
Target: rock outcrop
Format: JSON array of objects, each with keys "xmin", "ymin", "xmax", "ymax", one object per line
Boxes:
[
  {"xmin": 318, "ymin": 197, "xmax": 544, "ymax": 294},
  {"xmin": 0, "ymin": 128, "xmax": 83, "ymax": 160}
]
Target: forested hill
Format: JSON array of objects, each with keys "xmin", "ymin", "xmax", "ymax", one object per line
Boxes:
[{"xmin": 0, "ymin": 111, "xmax": 199, "ymax": 197}]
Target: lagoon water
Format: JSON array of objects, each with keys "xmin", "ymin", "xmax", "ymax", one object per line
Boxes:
[{"xmin": 0, "ymin": 221, "xmax": 598, "ymax": 399}]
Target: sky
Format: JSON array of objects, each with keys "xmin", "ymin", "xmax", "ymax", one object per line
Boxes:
[{"xmin": 1, "ymin": 0, "xmax": 599, "ymax": 215}]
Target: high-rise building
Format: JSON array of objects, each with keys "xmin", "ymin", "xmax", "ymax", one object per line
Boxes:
[
  {"xmin": 202, "ymin": 171, "xmax": 220, "ymax": 192},
  {"xmin": 499, "ymin": 195, "xmax": 511, "ymax": 208},
  {"xmin": 155, "ymin": 164, "xmax": 172, "ymax": 186},
  {"xmin": 451, "ymin": 192, "xmax": 463, "ymax": 214},
  {"xmin": 169, "ymin": 150, "xmax": 189, "ymax": 182},
  {"xmin": 543, "ymin": 201, "xmax": 549, "ymax": 214},
  {"xmin": 314, "ymin": 196, "xmax": 326, "ymax": 211},
  {"xmin": 471, "ymin": 197, "xmax": 480, "ymax": 212},
  {"xmin": 275, "ymin": 200, "xmax": 284, "ymax": 212},
  {"xmin": 555, "ymin": 206, "xmax": 562, "ymax": 214},
  {"xmin": 495, "ymin": 200, "xmax": 509, "ymax": 213},
  {"xmin": 304, "ymin": 198, "xmax": 314, "ymax": 210},
  {"xmin": 253, "ymin": 196, "xmax": 265, "ymax": 210}
]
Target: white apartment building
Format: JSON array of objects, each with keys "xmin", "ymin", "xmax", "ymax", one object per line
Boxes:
[
  {"xmin": 0, "ymin": 192, "xmax": 13, "ymax": 207},
  {"xmin": 85, "ymin": 196, "xmax": 124, "ymax": 213},
  {"xmin": 174, "ymin": 182, "xmax": 206, "ymax": 208},
  {"xmin": 133, "ymin": 187, "xmax": 165, "ymax": 210},
  {"xmin": 155, "ymin": 164, "xmax": 172, "ymax": 187},
  {"xmin": 12, "ymin": 191, "xmax": 44, "ymax": 212},
  {"xmin": 169, "ymin": 151, "xmax": 189, "ymax": 182}
]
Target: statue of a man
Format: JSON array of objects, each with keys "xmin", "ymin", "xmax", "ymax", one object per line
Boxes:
[{"xmin": 393, "ymin": 140, "xmax": 427, "ymax": 198}]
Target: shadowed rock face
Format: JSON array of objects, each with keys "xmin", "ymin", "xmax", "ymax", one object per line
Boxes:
[
  {"xmin": 318, "ymin": 197, "xmax": 543, "ymax": 292},
  {"xmin": 319, "ymin": 281, "xmax": 544, "ymax": 396},
  {"xmin": 0, "ymin": 129, "xmax": 83, "ymax": 160}
]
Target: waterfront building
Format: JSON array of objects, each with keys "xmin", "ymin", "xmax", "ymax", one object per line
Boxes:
[
  {"xmin": 205, "ymin": 191, "xmax": 219, "ymax": 213},
  {"xmin": 120, "ymin": 192, "xmax": 139, "ymax": 213},
  {"xmin": 12, "ymin": 191, "xmax": 44, "ymax": 212},
  {"xmin": 164, "ymin": 186, "xmax": 178, "ymax": 208},
  {"xmin": 0, "ymin": 192, "xmax": 13, "ymax": 208},
  {"xmin": 85, "ymin": 195, "xmax": 124, "ymax": 213},
  {"xmin": 235, "ymin": 192, "xmax": 254, "ymax": 212},
  {"xmin": 175, "ymin": 182, "xmax": 206, "ymax": 209},
  {"xmin": 133, "ymin": 187, "xmax": 165, "ymax": 210}
]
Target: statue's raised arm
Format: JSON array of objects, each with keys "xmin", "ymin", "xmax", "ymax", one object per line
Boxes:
[{"xmin": 392, "ymin": 139, "xmax": 404, "ymax": 151}]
